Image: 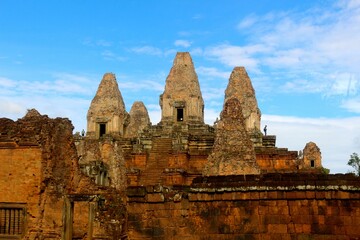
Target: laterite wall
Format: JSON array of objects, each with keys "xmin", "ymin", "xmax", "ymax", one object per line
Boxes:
[{"xmin": 126, "ymin": 174, "xmax": 360, "ymax": 240}]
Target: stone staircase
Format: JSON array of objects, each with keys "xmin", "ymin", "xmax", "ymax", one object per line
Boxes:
[{"xmin": 140, "ymin": 137, "xmax": 172, "ymax": 186}]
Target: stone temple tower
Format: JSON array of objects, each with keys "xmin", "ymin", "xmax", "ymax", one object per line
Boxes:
[
  {"xmin": 225, "ymin": 67, "xmax": 262, "ymax": 144},
  {"xmin": 159, "ymin": 52, "xmax": 204, "ymax": 125},
  {"xmin": 86, "ymin": 73, "xmax": 129, "ymax": 138}
]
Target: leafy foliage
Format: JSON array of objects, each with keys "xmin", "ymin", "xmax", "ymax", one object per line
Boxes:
[
  {"xmin": 321, "ymin": 167, "xmax": 330, "ymax": 175},
  {"xmin": 348, "ymin": 152, "xmax": 360, "ymax": 176}
]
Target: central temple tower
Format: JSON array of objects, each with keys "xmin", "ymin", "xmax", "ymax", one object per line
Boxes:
[{"xmin": 159, "ymin": 52, "xmax": 204, "ymax": 125}]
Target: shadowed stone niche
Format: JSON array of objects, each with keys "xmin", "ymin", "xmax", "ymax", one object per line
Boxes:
[{"xmin": 80, "ymin": 161, "xmax": 109, "ymax": 186}]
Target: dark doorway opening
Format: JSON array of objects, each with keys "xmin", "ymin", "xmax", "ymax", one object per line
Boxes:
[
  {"xmin": 310, "ymin": 160, "xmax": 315, "ymax": 168},
  {"xmin": 177, "ymin": 108, "xmax": 184, "ymax": 122},
  {"xmin": 99, "ymin": 123, "xmax": 106, "ymax": 137}
]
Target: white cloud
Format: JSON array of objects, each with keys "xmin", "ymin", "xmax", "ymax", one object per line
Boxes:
[
  {"xmin": 163, "ymin": 49, "xmax": 177, "ymax": 56},
  {"xmin": 147, "ymin": 104, "xmax": 161, "ymax": 125},
  {"xmin": 82, "ymin": 38, "xmax": 112, "ymax": 47},
  {"xmin": 0, "ymin": 77, "xmax": 16, "ymax": 88},
  {"xmin": 204, "ymin": 44, "xmax": 269, "ymax": 72},
  {"xmin": 204, "ymin": 108, "xmax": 221, "ymax": 125},
  {"xmin": 130, "ymin": 46, "xmax": 162, "ymax": 56},
  {"xmin": 0, "ymin": 100, "xmax": 24, "ymax": 116},
  {"xmin": 237, "ymin": 15, "xmax": 257, "ymax": 29},
  {"xmin": 96, "ymin": 39, "xmax": 112, "ymax": 47},
  {"xmin": 190, "ymin": 47, "xmax": 203, "ymax": 56},
  {"xmin": 208, "ymin": 1, "xmax": 360, "ymax": 100},
  {"xmin": 174, "ymin": 40, "xmax": 192, "ymax": 48},
  {"xmin": 119, "ymin": 80, "xmax": 164, "ymax": 92},
  {"xmin": 202, "ymin": 87, "xmax": 226, "ymax": 103},
  {"xmin": 0, "ymin": 73, "xmax": 97, "ymax": 100},
  {"xmin": 1, "ymin": 71, "xmax": 163, "ymax": 133},
  {"xmin": 101, "ymin": 50, "xmax": 126, "ymax": 61},
  {"xmin": 341, "ymin": 97, "xmax": 360, "ymax": 113},
  {"xmin": 328, "ymin": 73, "xmax": 359, "ymax": 96},
  {"xmin": 196, "ymin": 66, "xmax": 229, "ymax": 79}
]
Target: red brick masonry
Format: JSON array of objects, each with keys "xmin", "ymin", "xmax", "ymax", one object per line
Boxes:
[{"xmin": 127, "ymin": 174, "xmax": 360, "ymax": 240}]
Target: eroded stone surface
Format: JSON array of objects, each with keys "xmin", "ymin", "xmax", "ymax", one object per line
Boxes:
[
  {"xmin": 225, "ymin": 67, "xmax": 261, "ymax": 135},
  {"xmin": 87, "ymin": 73, "xmax": 129, "ymax": 138},
  {"xmin": 76, "ymin": 138, "xmax": 127, "ymax": 191},
  {"xmin": 0, "ymin": 109, "xmax": 127, "ymax": 238},
  {"xmin": 159, "ymin": 52, "xmax": 204, "ymax": 125},
  {"xmin": 124, "ymin": 101, "xmax": 151, "ymax": 138},
  {"xmin": 203, "ymin": 98, "xmax": 260, "ymax": 175},
  {"xmin": 0, "ymin": 109, "xmax": 80, "ymax": 237}
]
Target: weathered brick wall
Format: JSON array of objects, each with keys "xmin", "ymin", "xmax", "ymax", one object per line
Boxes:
[
  {"xmin": 255, "ymin": 147, "xmax": 299, "ymax": 173},
  {"xmin": 127, "ymin": 174, "xmax": 360, "ymax": 239},
  {"xmin": 0, "ymin": 146, "xmax": 42, "ymax": 203},
  {"xmin": 0, "ymin": 146, "xmax": 43, "ymax": 234}
]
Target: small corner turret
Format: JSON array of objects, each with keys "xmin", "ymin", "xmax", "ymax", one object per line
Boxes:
[
  {"xmin": 301, "ymin": 141, "xmax": 323, "ymax": 171},
  {"xmin": 86, "ymin": 73, "xmax": 129, "ymax": 139},
  {"xmin": 159, "ymin": 52, "xmax": 204, "ymax": 126}
]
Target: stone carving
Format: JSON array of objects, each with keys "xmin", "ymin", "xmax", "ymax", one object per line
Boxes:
[
  {"xmin": 76, "ymin": 138, "xmax": 126, "ymax": 191},
  {"xmin": 225, "ymin": 67, "xmax": 261, "ymax": 135},
  {"xmin": 124, "ymin": 101, "xmax": 151, "ymax": 138},
  {"xmin": 302, "ymin": 141, "xmax": 322, "ymax": 169},
  {"xmin": 203, "ymin": 98, "xmax": 260, "ymax": 175},
  {"xmin": 87, "ymin": 73, "xmax": 129, "ymax": 138},
  {"xmin": 80, "ymin": 160, "xmax": 109, "ymax": 186},
  {"xmin": 159, "ymin": 52, "xmax": 204, "ymax": 125}
]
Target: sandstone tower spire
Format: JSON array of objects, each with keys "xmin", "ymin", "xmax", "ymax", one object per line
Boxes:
[
  {"xmin": 159, "ymin": 52, "xmax": 204, "ymax": 125},
  {"xmin": 87, "ymin": 73, "xmax": 129, "ymax": 138},
  {"xmin": 124, "ymin": 101, "xmax": 151, "ymax": 138},
  {"xmin": 225, "ymin": 67, "xmax": 261, "ymax": 136}
]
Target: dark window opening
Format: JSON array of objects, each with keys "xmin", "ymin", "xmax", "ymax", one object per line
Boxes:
[
  {"xmin": 99, "ymin": 123, "xmax": 106, "ymax": 137},
  {"xmin": 0, "ymin": 207, "xmax": 24, "ymax": 235},
  {"xmin": 177, "ymin": 108, "xmax": 184, "ymax": 122},
  {"xmin": 310, "ymin": 160, "xmax": 315, "ymax": 168}
]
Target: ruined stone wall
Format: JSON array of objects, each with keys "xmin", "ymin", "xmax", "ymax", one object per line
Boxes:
[
  {"xmin": 127, "ymin": 174, "xmax": 360, "ymax": 239},
  {"xmin": 0, "ymin": 111, "xmax": 80, "ymax": 238},
  {"xmin": 0, "ymin": 145, "xmax": 43, "ymax": 237},
  {"xmin": 0, "ymin": 111, "xmax": 127, "ymax": 239},
  {"xmin": 256, "ymin": 148, "xmax": 299, "ymax": 173}
]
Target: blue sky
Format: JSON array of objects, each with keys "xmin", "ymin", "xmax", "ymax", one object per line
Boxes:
[{"xmin": 1, "ymin": 0, "xmax": 359, "ymax": 173}]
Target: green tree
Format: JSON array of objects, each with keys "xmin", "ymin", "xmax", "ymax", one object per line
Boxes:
[{"xmin": 348, "ymin": 152, "xmax": 360, "ymax": 176}]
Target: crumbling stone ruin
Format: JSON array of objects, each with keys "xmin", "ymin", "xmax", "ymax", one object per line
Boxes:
[
  {"xmin": 203, "ymin": 98, "xmax": 260, "ymax": 175},
  {"xmin": 1, "ymin": 52, "xmax": 360, "ymax": 239}
]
